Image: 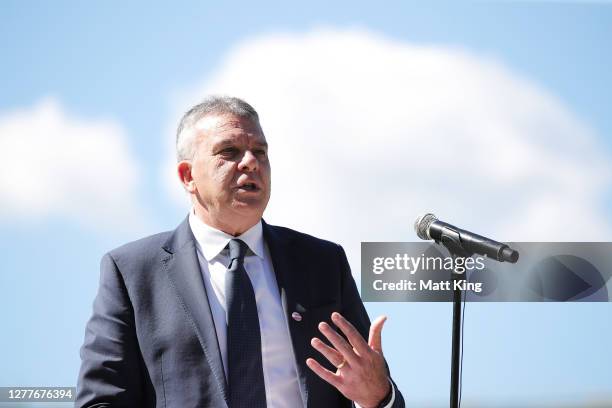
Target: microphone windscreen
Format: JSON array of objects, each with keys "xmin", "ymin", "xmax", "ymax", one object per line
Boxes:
[{"xmin": 414, "ymin": 213, "xmax": 438, "ymax": 240}]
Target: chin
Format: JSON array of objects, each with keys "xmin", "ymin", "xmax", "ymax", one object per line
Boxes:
[{"xmin": 231, "ymin": 201, "xmax": 266, "ymax": 218}]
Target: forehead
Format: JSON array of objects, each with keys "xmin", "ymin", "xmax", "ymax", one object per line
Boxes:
[{"xmin": 193, "ymin": 114, "xmax": 266, "ymax": 145}]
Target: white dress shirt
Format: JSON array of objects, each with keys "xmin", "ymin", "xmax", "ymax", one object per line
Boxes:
[{"xmin": 189, "ymin": 211, "xmax": 304, "ymax": 408}]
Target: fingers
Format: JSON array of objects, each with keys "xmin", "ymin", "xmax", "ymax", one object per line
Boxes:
[
  {"xmin": 306, "ymin": 358, "xmax": 341, "ymax": 388},
  {"xmin": 311, "ymin": 337, "xmax": 346, "ymax": 369},
  {"xmin": 368, "ymin": 315, "xmax": 387, "ymax": 353},
  {"xmin": 330, "ymin": 312, "xmax": 370, "ymax": 357},
  {"xmin": 318, "ymin": 321, "xmax": 359, "ymax": 365},
  {"xmin": 309, "ymin": 313, "xmax": 391, "ymax": 406},
  {"xmin": 315, "ymin": 312, "xmax": 387, "ymax": 372}
]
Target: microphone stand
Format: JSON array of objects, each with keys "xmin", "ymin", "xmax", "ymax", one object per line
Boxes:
[
  {"xmin": 438, "ymin": 235, "xmax": 472, "ymax": 408},
  {"xmin": 417, "ymin": 213, "xmax": 519, "ymax": 407}
]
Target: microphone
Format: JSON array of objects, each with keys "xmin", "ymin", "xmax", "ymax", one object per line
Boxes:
[{"xmin": 414, "ymin": 213, "xmax": 519, "ymax": 263}]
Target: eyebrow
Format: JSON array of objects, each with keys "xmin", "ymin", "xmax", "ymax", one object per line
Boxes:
[{"xmin": 213, "ymin": 139, "xmax": 268, "ymax": 148}]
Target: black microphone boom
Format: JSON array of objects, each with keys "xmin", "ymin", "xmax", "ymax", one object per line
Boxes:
[{"xmin": 414, "ymin": 213, "xmax": 519, "ymax": 263}]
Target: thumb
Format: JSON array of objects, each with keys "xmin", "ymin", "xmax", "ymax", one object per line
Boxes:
[{"xmin": 368, "ymin": 315, "xmax": 387, "ymax": 353}]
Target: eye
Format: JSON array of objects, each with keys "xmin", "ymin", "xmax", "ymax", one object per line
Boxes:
[{"xmin": 219, "ymin": 147, "xmax": 239, "ymax": 158}]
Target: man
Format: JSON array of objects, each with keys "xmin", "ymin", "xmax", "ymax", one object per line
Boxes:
[{"xmin": 76, "ymin": 96, "xmax": 405, "ymax": 408}]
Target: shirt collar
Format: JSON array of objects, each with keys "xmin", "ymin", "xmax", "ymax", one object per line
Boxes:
[{"xmin": 188, "ymin": 209, "xmax": 265, "ymax": 261}]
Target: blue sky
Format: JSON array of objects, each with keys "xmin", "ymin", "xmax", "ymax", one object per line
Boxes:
[{"xmin": 1, "ymin": 1, "xmax": 611, "ymax": 406}]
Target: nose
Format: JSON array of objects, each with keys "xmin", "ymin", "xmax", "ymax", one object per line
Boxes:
[{"xmin": 237, "ymin": 150, "xmax": 258, "ymax": 172}]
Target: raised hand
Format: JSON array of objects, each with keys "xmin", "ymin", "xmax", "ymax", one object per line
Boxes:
[{"xmin": 307, "ymin": 312, "xmax": 391, "ymax": 408}]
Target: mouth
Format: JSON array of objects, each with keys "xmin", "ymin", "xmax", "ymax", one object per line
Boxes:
[{"xmin": 236, "ymin": 182, "xmax": 260, "ymax": 192}]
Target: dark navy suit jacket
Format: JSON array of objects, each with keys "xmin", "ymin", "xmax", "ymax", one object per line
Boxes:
[{"xmin": 76, "ymin": 218, "xmax": 404, "ymax": 407}]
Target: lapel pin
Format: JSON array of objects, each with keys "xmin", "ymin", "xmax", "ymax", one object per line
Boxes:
[{"xmin": 291, "ymin": 312, "xmax": 303, "ymax": 322}]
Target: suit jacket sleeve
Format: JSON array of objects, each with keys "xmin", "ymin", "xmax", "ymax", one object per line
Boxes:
[
  {"xmin": 336, "ymin": 245, "xmax": 406, "ymax": 408},
  {"xmin": 75, "ymin": 253, "xmax": 144, "ymax": 408}
]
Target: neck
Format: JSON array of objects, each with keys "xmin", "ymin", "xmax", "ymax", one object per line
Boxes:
[{"xmin": 193, "ymin": 207, "xmax": 259, "ymax": 236}]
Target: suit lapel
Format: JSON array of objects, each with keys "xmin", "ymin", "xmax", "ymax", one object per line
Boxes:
[
  {"xmin": 162, "ymin": 218, "xmax": 228, "ymax": 405},
  {"xmin": 263, "ymin": 221, "xmax": 313, "ymax": 407}
]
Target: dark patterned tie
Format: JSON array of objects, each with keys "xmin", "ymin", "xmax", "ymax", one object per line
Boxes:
[{"xmin": 225, "ymin": 239, "xmax": 267, "ymax": 408}]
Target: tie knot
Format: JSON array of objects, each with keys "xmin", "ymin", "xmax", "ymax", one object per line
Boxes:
[{"xmin": 228, "ymin": 239, "xmax": 249, "ymax": 262}]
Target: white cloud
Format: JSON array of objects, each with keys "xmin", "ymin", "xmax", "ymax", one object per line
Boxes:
[
  {"xmin": 165, "ymin": 28, "xmax": 612, "ymax": 265},
  {"xmin": 0, "ymin": 98, "xmax": 147, "ymax": 233}
]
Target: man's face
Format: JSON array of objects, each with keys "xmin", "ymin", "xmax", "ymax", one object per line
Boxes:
[{"xmin": 185, "ymin": 113, "xmax": 271, "ymax": 232}]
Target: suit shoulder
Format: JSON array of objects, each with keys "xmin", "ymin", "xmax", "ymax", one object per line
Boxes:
[
  {"xmin": 106, "ymin": 230, "xmax": 172, "ymax": 267},
  {"xmin": 267, "ymin": 224, "xmax": 342, "ymax": 253}
]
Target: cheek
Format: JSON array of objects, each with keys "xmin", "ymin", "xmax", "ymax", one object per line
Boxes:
[
  {"xmin": 210, "ymin": 160, "xmax": 236, "ymax": 186},
  {"xmin": 192, "ymin": 159, "xmax": 232, "ymax": 188},
  {"xmin": 262, "ymin": 162, "xmax": 272, "ymax": 182}
]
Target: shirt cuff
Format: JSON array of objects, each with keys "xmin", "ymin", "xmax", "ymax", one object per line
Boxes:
[{"xmin": 354, "ymin": 378, "xmax": 395, "ymax": 408}]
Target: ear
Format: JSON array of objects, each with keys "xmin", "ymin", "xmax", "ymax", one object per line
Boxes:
[{"xmin": 177, "ymin": 160, "xmax": 196, "ymax": 193}]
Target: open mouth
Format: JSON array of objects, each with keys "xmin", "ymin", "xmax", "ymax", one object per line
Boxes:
[{"xmin": 237, "ymin": 182, "xmax": 259, "ymax": 192}]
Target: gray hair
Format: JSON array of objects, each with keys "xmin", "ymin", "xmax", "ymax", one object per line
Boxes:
[{"xmin": 176, "ymin": 95, "xmax": 260, "ymax": 161}]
